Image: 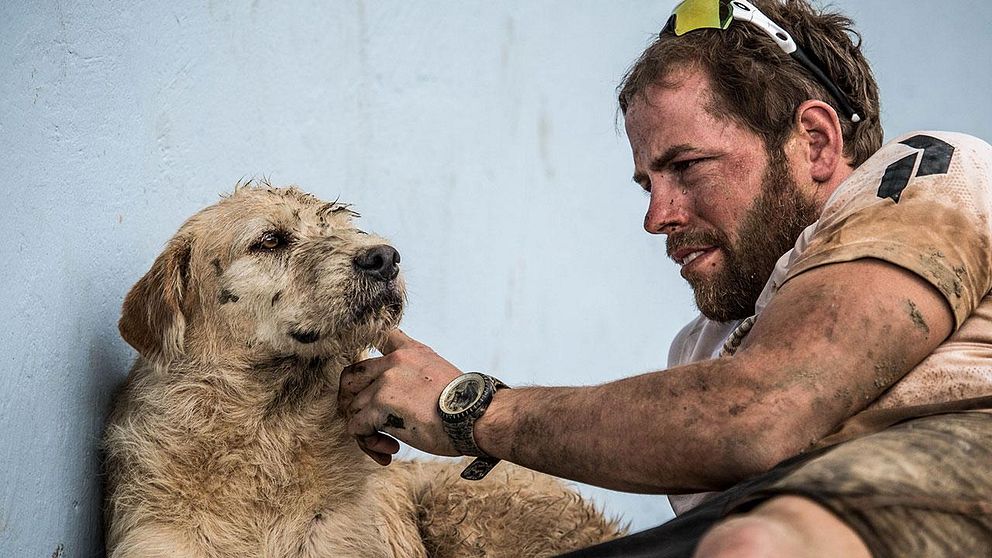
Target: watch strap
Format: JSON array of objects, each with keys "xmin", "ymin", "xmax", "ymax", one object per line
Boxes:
[{"xmin": 445, "ymin": 412, "xmax": 488, "ymax": 457}]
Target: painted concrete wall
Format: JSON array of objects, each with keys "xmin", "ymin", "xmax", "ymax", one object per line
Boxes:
[{"xmin": 1, "ymin": 1, "xmax": 990, "ymax": 555}]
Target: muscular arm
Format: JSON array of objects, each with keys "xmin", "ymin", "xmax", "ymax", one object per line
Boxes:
[
  {"xmin": 341, "ymin": 258, "xmax": 952, "ymax": 493},
  {"xmin": 475, "ymin": 259, "xmax": 952, "ymax": 492}
]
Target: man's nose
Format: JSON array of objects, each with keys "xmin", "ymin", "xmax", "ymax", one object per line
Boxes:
[
  {"xmin": 353, "ymin": 245, "xmax": 401, "ymax": 281},
  {"xmin": 643, "ymin": 183, "xmax": 689, "ymax": 235}
]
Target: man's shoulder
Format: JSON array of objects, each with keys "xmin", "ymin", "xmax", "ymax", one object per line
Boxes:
[
  {"xmin": 858, "ymin": 131, "xmax": 992, "ymax": 173},
  {"xmin": 890, "ymin": 130, "xmax": 990, "ymax": 146},
  {"xmin": 829, "ymin": 130, "xmax": 992, "ymax": 208},
  {"xmin": 788, "ymin": 130, "xmax": 992, "ymax": 329}
]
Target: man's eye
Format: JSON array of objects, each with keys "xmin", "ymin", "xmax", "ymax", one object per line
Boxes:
[
  {"xmin": 671, "ymin": 159, "xmax": 701, "ymax": 174},
  {"xmin": 251, "ymin": 232, "xmax": 290, "ymax": 252}
]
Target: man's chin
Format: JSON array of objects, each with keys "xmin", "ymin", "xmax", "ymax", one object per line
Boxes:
[
  {"xmin": 686, "ymin": 270, "xmax": 756, "ymax": 323},
  {"xmin": 692, "ymin": 287, "xmax": 758, "ymax": 323}
]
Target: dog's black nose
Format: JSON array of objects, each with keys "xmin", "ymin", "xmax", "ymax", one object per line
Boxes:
[{"xmin": 353, "ymin": 245, "xmax": 400, "ymax": 281}]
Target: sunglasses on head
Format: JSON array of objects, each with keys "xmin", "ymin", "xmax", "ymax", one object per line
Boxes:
[{"xmin": 663, "ymin": 0, "xmax": 862, "ymax": 123}]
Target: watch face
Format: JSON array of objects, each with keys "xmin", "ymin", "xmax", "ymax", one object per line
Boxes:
[{"xmin": 439, "ymin": 373, "xmax": 487, "ymax": 414}]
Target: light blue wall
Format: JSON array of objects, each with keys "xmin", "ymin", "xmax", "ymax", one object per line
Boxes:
[{"xmin": 1, "ymin": 1, "xmax": 990, "ymax": 555}]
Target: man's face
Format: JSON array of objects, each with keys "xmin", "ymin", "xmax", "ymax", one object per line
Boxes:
[{"xmin": 625, "ymin": 68, "xmax": 818, "ymax": 322}]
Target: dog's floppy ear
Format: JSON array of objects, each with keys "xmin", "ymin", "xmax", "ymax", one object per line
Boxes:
[{"xmin": 119, "ymin": 236, "xmax": 193, "ymax": 362}]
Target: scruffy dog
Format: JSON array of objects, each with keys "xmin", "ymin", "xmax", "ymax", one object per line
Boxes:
[{"xmin": 103, "ymin": 184, "xmax": 622, "ymax": 557}]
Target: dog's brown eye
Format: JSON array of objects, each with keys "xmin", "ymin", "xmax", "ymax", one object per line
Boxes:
[{"xmin": 251, "ymin": 232, "xmax": 289, "ymax": 252}]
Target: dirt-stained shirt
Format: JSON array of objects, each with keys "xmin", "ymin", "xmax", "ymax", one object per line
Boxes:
[{"xmin": 667, "ymin": 131, "xmax": 992, "ymax": 515}]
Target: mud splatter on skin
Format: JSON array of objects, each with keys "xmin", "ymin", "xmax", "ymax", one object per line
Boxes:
[
  {"xmin": 694, "ymin": 376, "xmax": 710, "ymax": 393},
  {"xmin": 508, "ymin": 388, "xmax": 613, "ymax": 480},
  {"xmin": 872, "ymin": 358, "xmax": 906, "ymax": 394},
  {"xmin": 906, "ymin": 299, "xmax": 930, "ymax": 335},
  {"xmin": 384, "ymin": 414, "xmax": 405, "ymax": 430}
]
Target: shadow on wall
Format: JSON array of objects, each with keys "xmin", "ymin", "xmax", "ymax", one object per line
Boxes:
[{"xmin": 83, "ymin": 320, "xmax": 131, "ymax": 557}]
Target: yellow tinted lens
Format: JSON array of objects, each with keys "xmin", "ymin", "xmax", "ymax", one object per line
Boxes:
[{"xmin": 671, "ymin": 0, "xmax": 732, "ymax": 36}]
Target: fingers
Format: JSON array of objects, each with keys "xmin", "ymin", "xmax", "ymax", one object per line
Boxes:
[
  {"xmin": 346, "ymin": 401, "xmax": 382, "ymax": 438},
  {"xmin": 342, "ymin": 377, "xmax": 376, "ymax": 424},
  {"xmin": 362, "ymin": 432, "xmax": 400, "ymax": 455},
  {"xmin": 357, "ymin": 433, "xmax": 400, "ymax": 466},
  {"xmin": 360, "ymin": 446, "xmax": 391, "ymax": 466},
  {"xmin": 338, "ymin": 358, "xmax": 387, "ymax": 413},
  {"xmin": 348, "ymin": 406, "xmax": 392, "ymax": 466},
  {"xmin": 377, "ymin": 328, "xmax": 415, "ymax": 354},
  {"xmin": 339, "ymin": 330, "xmax": 462, "ymax": 461},
  {"xmin": 349, "ymin": 405, "xmax": 401, "ymax": 466}
]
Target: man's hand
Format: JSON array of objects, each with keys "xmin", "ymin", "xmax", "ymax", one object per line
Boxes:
[{"xmin": 338, "ymin": 329, "xmax": 464, "ymax": 465}]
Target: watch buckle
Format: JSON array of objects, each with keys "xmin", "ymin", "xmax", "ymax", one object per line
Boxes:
[{"xmin": 460, "ymin": 456, "xmax": 500, "ymax": 481}]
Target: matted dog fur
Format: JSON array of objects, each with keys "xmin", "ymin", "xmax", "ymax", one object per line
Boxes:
[{"xmin": 103, "ymin": 184, "xmax": 622, "ymax": 557}]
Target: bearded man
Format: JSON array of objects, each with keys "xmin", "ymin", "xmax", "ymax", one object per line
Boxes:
[{"xmin": 339, "ymin": 1, "xmax": 992, "ymax": 556}]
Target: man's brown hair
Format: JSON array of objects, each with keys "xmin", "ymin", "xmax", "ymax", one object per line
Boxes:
[{"xmin": 619, "ymin": 0, "xmax": 882, "ymax": 166}]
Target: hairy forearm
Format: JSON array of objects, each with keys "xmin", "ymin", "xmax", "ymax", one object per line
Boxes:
[
  {"xmin": 473, "ymin": 262, "xmax": 951, "ymax": 493},
  {"xmin": 474, "ymin": 358, "xmax": 801, "ymax": 493}
]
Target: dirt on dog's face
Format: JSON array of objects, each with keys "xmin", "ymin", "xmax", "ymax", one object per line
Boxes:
[{"xmin": 119, "ymin": 186, "xmax": 405, "ymax": 364}]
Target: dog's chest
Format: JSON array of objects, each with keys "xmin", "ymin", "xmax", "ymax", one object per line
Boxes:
[
  {"xmin": 278, "ymin": 505, "xmax": 396, "ymax": 558},
  {"xmin": 200, "ymin": 494, "xmax": 393, "ymax": 558},
  {"xmin": 156, "ymin": 421, "xmax": 388, "ymax": 555}
]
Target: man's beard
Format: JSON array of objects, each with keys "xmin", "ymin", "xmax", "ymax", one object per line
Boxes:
[{"xmin": 669, "ymin": 148, "xmax": 820, "ymax": 322}]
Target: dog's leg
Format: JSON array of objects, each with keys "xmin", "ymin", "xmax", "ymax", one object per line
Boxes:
[
  {"xmin": 404, "ymin": 460, "xmax": 624, "ymax": 558},
  {"xmin": 365, "ymin": 466, "xmax": 432, "ymax": 558}
]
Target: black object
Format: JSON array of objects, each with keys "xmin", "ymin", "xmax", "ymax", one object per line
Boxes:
[
  {"xmin": 556, "ymin": 445, "xmax": 834, "ymax": 558},
  {"xmin": 877, "ymin": 134, "xmax": 955, "ymax": 203},
  {"xmin": 353, "ymin": 245, "xmax": 401, "ymax": 281}
]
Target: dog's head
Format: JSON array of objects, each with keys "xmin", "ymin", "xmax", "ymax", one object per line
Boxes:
[{"xmin": 119, "ymin": 185, "xmax": 405, "ymax": 365}]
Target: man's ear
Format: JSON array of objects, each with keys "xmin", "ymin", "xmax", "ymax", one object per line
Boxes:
[
  {"xmin": 795, "ymin": 99, "xmax": 845, "ymax": 183},
  {"xmin": 119, "ymin": 236, "xmax": 193, "ymax": 363}
]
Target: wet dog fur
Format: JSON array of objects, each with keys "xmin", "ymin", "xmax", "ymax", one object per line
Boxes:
[{"xmin": 103, "ymin": 184, "xmax": 622, "ymax": 557}]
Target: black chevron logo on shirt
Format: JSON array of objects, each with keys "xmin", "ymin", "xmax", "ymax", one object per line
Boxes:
[{"xmin": 876, "ymin": 135, "xmax": 955, "ymax": 203}]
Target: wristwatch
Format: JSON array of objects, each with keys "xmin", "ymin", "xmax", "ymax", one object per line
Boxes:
[{"xmin": 438, "ymin": 372, "xmax": 509, "ymax": 480}]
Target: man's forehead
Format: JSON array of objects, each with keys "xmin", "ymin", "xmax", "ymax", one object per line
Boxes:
[
  {"xmin": 625, "ymin": 95, "xmax": 708, "ymax": 159},
  {"xmin": 625, "ymin": 67, "xmax": 714, "ymax": 116},
  {"xmin": 625, "ymin": 71, "xmax": 736, "ymax": 156}
]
